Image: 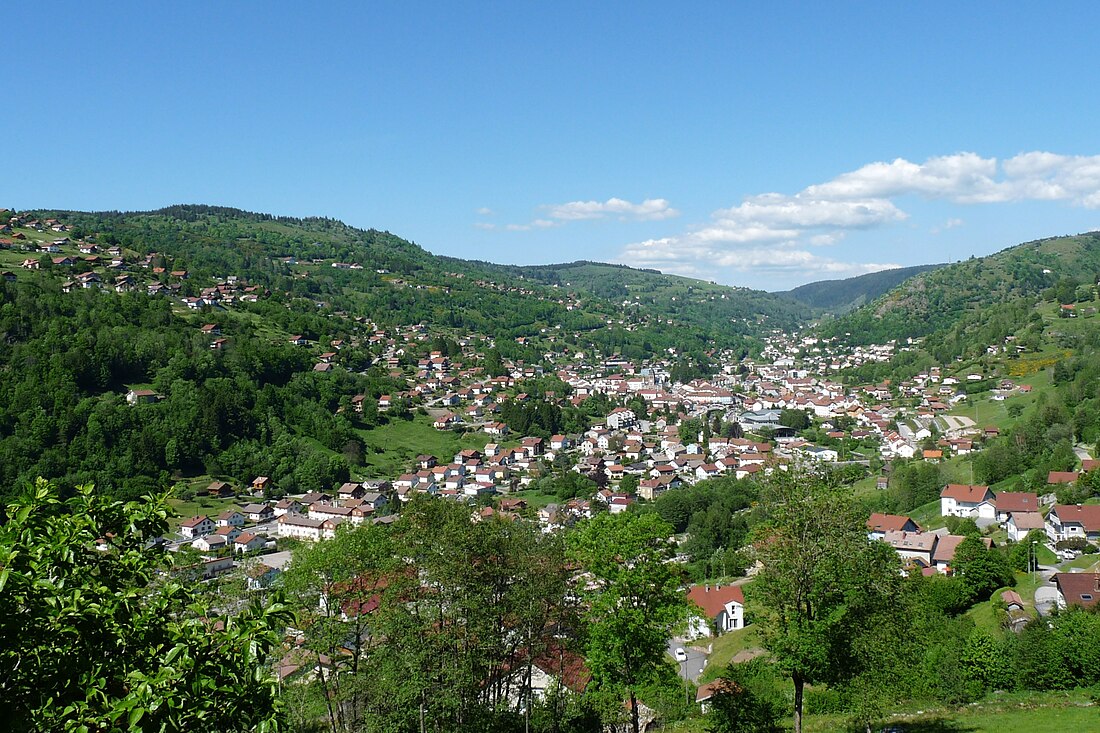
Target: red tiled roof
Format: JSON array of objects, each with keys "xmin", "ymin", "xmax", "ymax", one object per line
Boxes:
[
  {"xmin": 687, "ymin": 583, "xmax": 744, "ymax": 619},
  {"xmin": 867, "ymin": 513, "xmax": 919, "ymax": 533},
  {"xmin": 995, "ymin": 491, "xmax": 1038, "ymax": 513},
  {"xmin": 1054, "ymin": 573, "xmax": 1100, "ymax": 609},
  {"xmin": 940, "ymin": 484, "xmax": 992, "ymax": 502},
  {"xmin": 1052, "ymin": 504, "xmax": 1100, "ymax": 531}
]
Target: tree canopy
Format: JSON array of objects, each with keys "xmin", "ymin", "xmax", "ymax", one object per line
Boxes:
[{"xmin": 0, "ymin": 479, "xmax": 292, "ymax": 732}]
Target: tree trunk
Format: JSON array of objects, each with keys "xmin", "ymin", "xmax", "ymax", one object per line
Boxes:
[
  {"xmin": 793, "ymin": 672, "xmax": 804, "ymax": 733},
  {"xmin": 630, "ymin": 688, "xmax": 640, "ymax": 733}
]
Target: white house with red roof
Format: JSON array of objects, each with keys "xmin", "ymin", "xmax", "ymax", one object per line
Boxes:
[
  {"xmin": 866, "ymin": 513, "xmax": 921, "ymax": 541},
  {"xmin": 686, "ymin": 583, "xmax": 745, "ymax": 638},
  {"xmin": 1046, "ymin": 504, "xmax": 1100, "ymax": 543},
  {"xmin": 939, "ymin": 484, "xmax": 995, "ymax": 519},
  {"xmin": 180, "ymin": 515, "xmax": 215, "ymax": 539}
]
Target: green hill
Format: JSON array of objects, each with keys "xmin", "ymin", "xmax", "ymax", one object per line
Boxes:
[
  {"xmin": 780, "ymin": 263, "xmax": 945, "ymax": 313},
  {"xmin": 464, "ymin": 258, "xmax": 811, "ymax": 338},
  {"xmin": 820, "ymin": 231, "xmax": 1100, "ymax": 349},
  {"xmin": 21, "ymin": 206, "xmax": 814, "ymax": 358}
]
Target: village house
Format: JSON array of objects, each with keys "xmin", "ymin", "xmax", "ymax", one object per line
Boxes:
[
  {"xmin": 1054, "ymin": 573, "xmax": 1100, "ymax": 610},
  {"xmin": 686, "ymin": 583, "xmax": 745, "ymax": 637},
  {"xmin": 240, "ymin": 502, "xmax": 274, "ymax": 522},
  {"xmin": 125, "ymin": 388, "xmax": 159, "ymax": 405},
  {"xmin": 1046, "ymin": 504, "xmax": 1100, "ymax": 543},
  {"xmin": 234, "ymin": 532, "xmax": 267, "ymax": 554},
  {"xmin": 882, "ymin": 530, "xmax": 937, "ymax": 569},
  {"xmin": 180, "ymin": 515, "xmax": 215, "ymax": 539},
  {"xmin": 1006, "ymin": 511, "xmax": 1046, "ymax": 542},
  {"xmin": 215, "ymin": 510, "xmax": 246, "ymax": 528},
  {"xmin": 192, "ymin": 533, "xmax": 229, "ymax": 553},
  {"xmin": 994, "ymin": 491, "xmax": 1039, "ymax": 523},
  {"xmin": 866, "ymin": 513, "xmax": 921, "ymax": 541},
  {"xmin": 939, "ymin": 484, "xmax": 995, "ymax": 520}
]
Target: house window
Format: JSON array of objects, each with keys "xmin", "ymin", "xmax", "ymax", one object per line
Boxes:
[{"xmin": 1082, "ymin": 594, "xmax": 1093, "ymax": 601}]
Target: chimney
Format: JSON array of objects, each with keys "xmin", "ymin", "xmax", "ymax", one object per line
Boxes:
[{"xmin": 704, "ymin": 584, "xmax": 709, "ymax": 593}]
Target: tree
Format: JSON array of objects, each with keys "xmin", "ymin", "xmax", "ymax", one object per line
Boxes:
[
  {"xmin": 0, "ymin": 479, "xmax": 292, "ymax": 732},
  {"xmin": 952, "ymin": 536, "xmax": 1014, "ymax": 602},
  {"xmin": 705, "ymin": 659, "xmax": 784, "ymax": 733},
  {"xmin": 568, "ymin": 512, "xmax": 689, "ymax": 733},
  {"xmin": 750, "ymin": 462, "xmax": 900, "ymax": 733},
  {"xmin": 778, "ymin": 409, "xmax": 811, "ymax": 432}
]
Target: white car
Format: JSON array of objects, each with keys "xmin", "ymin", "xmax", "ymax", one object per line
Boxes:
[{"xmin": 673, "ymin": 647, "xmax": 687, "ymax": 662}]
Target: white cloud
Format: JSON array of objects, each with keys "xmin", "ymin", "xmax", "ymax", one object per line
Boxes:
[
  {"xmin": 619, "ymin": 237, "xmax": 898, "ymax": 282},
  {"xmin": 804, "ymin": 151, "xmax": 1100, "ymax": 206},
  {"xmin": 476, "ymin": 207, "xmax": 494, "ymax": 216},
  {"xmin": 504, "ymin": 219, "xmax": 558, "ymax": 232},
  {"xmin": 616, "ymin": 150, "xmax": 1100, "ymax": 286},
  {"xmin": 473, "ymin": 222, "xmax": 496, "ymax": 230},
  {"xmin": 544, "ymin": 197, "xmax": 680, "ymax": 221},
  {"xmin": 482, "ymin": 196, "xmax": 679, "ymax": 232}
]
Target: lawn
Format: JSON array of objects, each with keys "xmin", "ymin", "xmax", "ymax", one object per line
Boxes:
[
  {"xmin": 910, "ymin": 499, "xmax": 946, "ymax": 530},
  {"xmin": 1056, "ymin": 554, "xmax": 1100, "ymax": 572},
  {"xmin": 699, "ymin": 624, "xmax": 765, "ymax": 682},
  {"xmin": 166, "ymin": 494, "xmax": 244, "ymax": 531},
  {"xmin": 662, "ymin": 689, "xmax": 1097, "ymax": 732},
  {"xmin": 358, "ymin": 416, "xmax": 511, "ymax": 478},
  {"xmin": 506, "ymin": 489, "xmax": 561, "ymax": 508}
]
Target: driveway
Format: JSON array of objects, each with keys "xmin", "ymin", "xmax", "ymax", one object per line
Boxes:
[
  {"xmin": 668, "ymin": 639, "xmax": 708, "ymax": 683},
  {"xmin": 1033, "ymin": 564, "xmax": 1060, "ymax": 616}
]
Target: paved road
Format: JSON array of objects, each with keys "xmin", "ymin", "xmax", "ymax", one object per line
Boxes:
[
  {"xmin": 668, "ymin": 639, "xmax": 708, "ymax": 683},
  {"xmin": 1033, "ymin": 564, "xmax": 1060, "ymax": 617}
]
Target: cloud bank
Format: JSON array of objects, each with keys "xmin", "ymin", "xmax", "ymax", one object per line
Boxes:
[
  {"xmin": 476, "ymin": 197, "xmax": 678, "ymax": 231},
  {"xmin": 619, "ymin": 151, "xmax": 1100, "ymax": 285}
]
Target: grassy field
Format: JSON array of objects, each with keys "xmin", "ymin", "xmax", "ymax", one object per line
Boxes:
[
  {"xmin": 699, "ymin": 625, "xmax": 765, "ymax": 681},
  {"xmin": 1056, "ymin": 554, "xmax": 1100, "ymax": 572},
  {"xmin": 166, "ymin": 495, "xmax": 245, "ymax": 530},
  {"xmin": 358, "ymin": 416, "xmax": 511, "ymax": 477},
  {"xmin": 663, "ymin": 689, "xmax": 1097, "ymax": 732},
  {"xmin": 506, "ymin": 489, "xmax": 560, "ymax": 508},
  {"xmin": 910, "ymin": 498, "xmax": 946, "ymax": 530}
]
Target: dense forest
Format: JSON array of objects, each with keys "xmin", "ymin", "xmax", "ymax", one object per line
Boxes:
[
  {"xmin": 0, "ymin": 280, "xmax": 402, "ymax": 502},
  {"xmin": 27, "ymin": 206, "xmax": 796, "ymax": 358},
  {"xmin": 821, "ymin": 232, "xmax": 1100, "ymax": 347},
  {"xmin": 779, "ymin": 262, "xmax": 945, "ymax": 313}
]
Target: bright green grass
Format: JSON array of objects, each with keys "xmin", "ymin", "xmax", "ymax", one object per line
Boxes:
[
  {"xmin": 358, "ymin": 416, "xmax": 506, "ymax": 478},
  {"xmin": 910, "ymin": 499, "xmax": 946, "ymax": 530},
  {"xmin": 844, "ymin": 690, "xmax": 1097, "ymax": 733},
  {"xmin": 699, "ymin": 625, "xmax": 765, "ymax": 682},
  {"xmin": 1035, "ymin": 544, "xmax": 1058, "ymax": 566},
  {"xmin": 662, "ymin": 690, "xmax": 1097, "ymax": 732},
  {"xmin": 1056, "ymin": 554, "xmax": 1100, "ymax": 572},
  {"xmin": 166, "ymin": 495, "xmax": 244, "ymax": 530},
  {"xmin": 506, "ymin": 489, "xmax": 560, "ymax": 508}
]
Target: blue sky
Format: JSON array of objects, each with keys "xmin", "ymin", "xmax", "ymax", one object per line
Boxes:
[{"xmin": 5, "ymin": 2, "xmax": 1100, "ymax": 290}]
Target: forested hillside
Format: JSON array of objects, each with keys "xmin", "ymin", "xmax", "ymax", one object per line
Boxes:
[
  {"xmin": 780, "ymin": 262, "xmax": 944, "ymax": 312},
  {"xmin": 471, "ymin": 259, "xmax": 811, "ymax": 334},
  {"xmin": 0, "ymin": 280, "xmax": 397, "ymax": 502},
  {"xmin": 820, "ymin": 232, "xmax": 1100, "ymax": 347},
  {"xmin": 35, "ymin": 206, "xmax": 808, "ymax": 357}
]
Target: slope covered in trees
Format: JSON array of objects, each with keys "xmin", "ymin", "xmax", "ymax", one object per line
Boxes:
[
  {"xmin": 779, "ymin": 263, "xmax": 945, "ymax": 313},
  {"xmin": 472, "ymin": 259, "xmax": 811, "ymax": 335},
  {"xmin": 28, "ymin": 206, "xmax": 809, "ymax": 356},
  {"xmin": 820, "ymin": 232, "xmax": 1100, "ymax": 346}
]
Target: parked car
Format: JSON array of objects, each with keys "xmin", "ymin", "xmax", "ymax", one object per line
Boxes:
[{"xmin": 673, "ymin": 647, "xmax": 687, "ymax": 662}]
